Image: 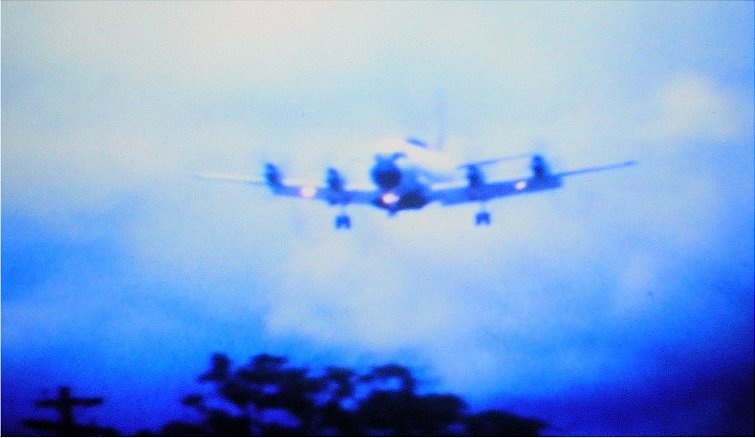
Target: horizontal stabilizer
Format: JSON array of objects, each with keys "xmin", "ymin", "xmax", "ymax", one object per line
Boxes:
[{"xmin": 406, "ymin": 137, "xmax": 429, "ymax": 148}]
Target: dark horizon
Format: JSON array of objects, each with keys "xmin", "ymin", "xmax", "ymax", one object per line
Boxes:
[{"xmin": 7, "ymin": 351, "xmax": 753, "ymax": 436}]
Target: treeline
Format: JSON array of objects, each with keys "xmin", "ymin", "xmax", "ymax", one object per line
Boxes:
[
  {"xmin": 21, "ymin": 353, "xmax": 545, "ymax": 436},
  {"xmin": 143, "ymin": 353, "xmax": 545, "ymax": 436}
]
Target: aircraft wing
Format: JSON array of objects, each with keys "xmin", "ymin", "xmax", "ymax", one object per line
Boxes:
[
  {"xmin": 268, "ymin": 184, "xmax": 378, "ymax": 205},
  {"xmin": 198, "ymin": 172, "xmax": 378, "ymax": 205},
  {"xmin": 198, "ymin": 172, "xmax": 268, "ymax": 185},
  {"xmin": 431, "ymin": 178, "xmax": 557, "ymax": 206},
  {"xmin": 432, "ymin": 160, "xmax": 635, "ymax": 206},
  {"xmin": 552, "ymin": 160, "xmax": 636, "ymax": 178}
]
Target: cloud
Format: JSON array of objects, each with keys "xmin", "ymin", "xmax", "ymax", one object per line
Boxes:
[{"xmin": 643, "ymin": 73, "xmax": 753, "ymax": 144}]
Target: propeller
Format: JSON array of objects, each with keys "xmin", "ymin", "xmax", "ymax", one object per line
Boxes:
[
  {"xmin": 264, "ymin": 162, "xmax": 282, "ymax": 186},
  {"xmin": 465, "ymin": 165, "xmax": 484, "ymax": 187},
  {"xmin": 530, "ymin": 138, "xmax": 568, "ymax": 176},
  {"xmin": 326, "ymin": 167, "xmax": 344, "ymax": 192},
  {"xmin": 531, "ymin": 154, "xmax": 549, "ymax": 178}
]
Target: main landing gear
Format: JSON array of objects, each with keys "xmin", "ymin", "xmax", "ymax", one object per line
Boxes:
[
  {"xmin": 475, "ymin": 207, "xmax": 491, "ymax": 226},
  {"xmin": 475, "ymin": 211, "xmax": 491, "ymax": 226},
  {"xmin": 335, "ymin": 213, "xmax": 351, "ymax": 229}
]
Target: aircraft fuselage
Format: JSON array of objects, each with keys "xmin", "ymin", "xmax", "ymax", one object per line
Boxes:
[{"xmin": 371, "ymin": 165, "xmax": 432, "ymax": 212}]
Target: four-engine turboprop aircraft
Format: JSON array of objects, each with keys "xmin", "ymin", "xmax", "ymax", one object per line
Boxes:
[{"xmin": 200, "ymin": 137, "xmax": 634, "ymax": 229}]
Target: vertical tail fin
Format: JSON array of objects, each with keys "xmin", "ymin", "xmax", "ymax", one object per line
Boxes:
[
  {"xmin": 434, "ymin": 91, "xmax": 446, "ymax": 151},
  {"xmin": 405, "ymin": 92, "xmax": 447, "ymax": 151}
]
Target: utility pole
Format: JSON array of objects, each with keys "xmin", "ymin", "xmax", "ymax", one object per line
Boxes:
[{"xmin": 22, "ymin": 386, "xmax": 117, "ymax": 436}]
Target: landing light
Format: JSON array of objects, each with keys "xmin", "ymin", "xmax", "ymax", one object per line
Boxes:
[
  {"xmin": 381, "ymin": 192, "xmax": 400, "ymax": 205},
  {"xmin": 299, "ymin": 186, "xmax": 317, "ymax": 198},
  {"xmin": 515, "ymin": 180, "xmax": 528, "ymax": 191}
]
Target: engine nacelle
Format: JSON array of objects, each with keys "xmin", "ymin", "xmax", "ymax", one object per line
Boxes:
[
  {"xmin": 466, "ymin": 165, "xmax": 484, "ymax": 187},
  {"xmin": 531, "ymin": 155, "xmax": 549, "ymax": 178},
  {"xmin": 326, "ymin": 168, "xmax": 344, "ymax": 192},
  {"xmin": 264, "ymin": 163, "xmax": 282, "ymax": 187}
]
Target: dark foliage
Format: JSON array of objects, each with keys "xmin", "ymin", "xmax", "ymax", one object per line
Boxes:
[
  {"xmin": 20, "ymin": 354, "xmax": 544, "ymax": 436},
  {"xmin": 156, "ymin": 353, "xmax": 545, "ymax": 436}
]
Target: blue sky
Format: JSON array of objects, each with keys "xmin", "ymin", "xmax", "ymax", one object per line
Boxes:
[{"xmin": 2, "ymin": 1, "xmax": 753, "ymax": 435}]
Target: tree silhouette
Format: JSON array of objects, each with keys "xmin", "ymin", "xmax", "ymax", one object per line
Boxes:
[{"xmin": 157, "ymin": 353, "xmax": 545, "ymax": 436}]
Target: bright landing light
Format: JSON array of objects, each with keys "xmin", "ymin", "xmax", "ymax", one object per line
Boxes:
[
  {"xmin": 515, "ymin": 180, "xmax": 528, "ymax": 191},
  {"xmin": 381, "ymin": 192, "xmax": 400, "ymax": 204},
  {"xmin": 299, "ymin": 186, "xmax": 317, "ymax": 198}
]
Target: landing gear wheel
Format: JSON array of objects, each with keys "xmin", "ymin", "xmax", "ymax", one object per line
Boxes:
[
  {"xmin": 335, "ymin": 214, "xmax": 351, "ymax": 229},
  {"xmin": 475, "ymin": 211, "xmax": 491, "ymax": 226}
]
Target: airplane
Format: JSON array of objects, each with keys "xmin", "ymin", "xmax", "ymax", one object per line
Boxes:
[{"xmin": 199, "ymin": 137, "xmax": 635, "ymax": 229}]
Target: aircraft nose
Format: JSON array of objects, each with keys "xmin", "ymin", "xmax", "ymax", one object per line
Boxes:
[{"xmin": 371, "ymin": 160, "xmax": 401, "ymax": 190}]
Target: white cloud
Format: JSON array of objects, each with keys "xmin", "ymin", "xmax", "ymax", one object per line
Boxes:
[{"xmin": 643, "ymin": 73, "xmax": 753, "ymax": 144}]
